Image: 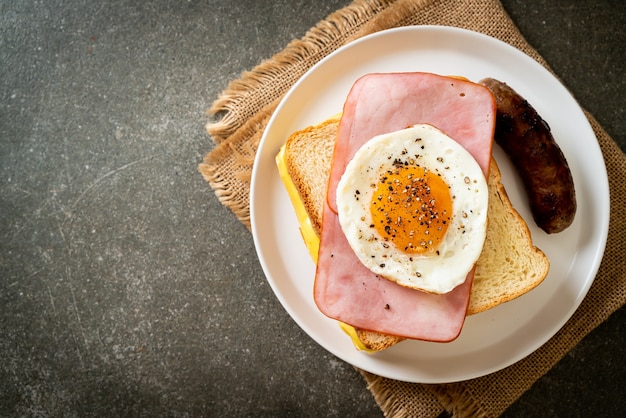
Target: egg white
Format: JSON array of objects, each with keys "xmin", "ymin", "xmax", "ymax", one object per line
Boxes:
[{"xmin": 336, "ymin": 124, "xmax": 488, "ymax": 294}]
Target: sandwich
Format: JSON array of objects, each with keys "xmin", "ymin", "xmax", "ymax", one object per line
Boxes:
[{"xmin": 276, "ymin": 72, "xmax": 550, "ymax": 352}]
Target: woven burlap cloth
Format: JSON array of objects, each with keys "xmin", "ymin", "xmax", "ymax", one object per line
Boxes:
[{"xmin": 199, "ymin": 0, "xmax": 625, "ymax": 416}]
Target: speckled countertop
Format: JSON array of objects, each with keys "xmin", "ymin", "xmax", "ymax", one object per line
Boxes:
[{"xmin": 1, "ymin": 1, "xmax": 624, "ymax": 416}]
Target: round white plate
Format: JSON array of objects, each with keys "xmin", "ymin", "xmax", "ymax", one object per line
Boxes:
[{"xmin": 250, "ymin": 26, "xmax": 609, "ymax": 383}]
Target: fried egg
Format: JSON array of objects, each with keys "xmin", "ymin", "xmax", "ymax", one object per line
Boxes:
[{"xmin": 335, "ymin": 123, "xmax": 488, "ymax": 294}]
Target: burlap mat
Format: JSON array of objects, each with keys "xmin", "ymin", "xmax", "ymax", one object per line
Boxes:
[{"xmin": 199, "ymin": 0, "xmax": 626, "ymax": 416}]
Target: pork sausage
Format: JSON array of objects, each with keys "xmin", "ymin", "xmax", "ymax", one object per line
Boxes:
[{"xmin": 479, "ymin": 77, "xmax": 576, "ymax": 234}]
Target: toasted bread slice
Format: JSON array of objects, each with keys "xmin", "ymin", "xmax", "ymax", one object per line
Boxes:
[
  {"xmin": 284, "ymin": 113, "xmax": 341, "ymax": 237},
  {"xmin": 471, "ymin": 160, "xmax": 550, "ymax": 314},
  {"xmin": 281, "ymin": 115, "xmax": 549, "ymax": 351}
]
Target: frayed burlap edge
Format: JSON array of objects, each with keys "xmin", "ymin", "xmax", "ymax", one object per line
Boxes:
[
  {"xmin": 205, "ymin": 0, "xmax": 399, "ymax": 144},
  {"xmin": 200, "ymin": 98, "xmax": 281, "ymax": 229}
]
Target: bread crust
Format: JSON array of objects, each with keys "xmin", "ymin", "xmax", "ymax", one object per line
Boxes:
[
  {"xmin": 284, "ymin": 114, "xmax": 340, "ymax": 236},
  {"xmin": 470, "ymin": 159, "xmax": 550, "ymax": 314}
]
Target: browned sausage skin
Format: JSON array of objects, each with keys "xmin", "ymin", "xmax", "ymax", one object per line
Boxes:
[{"xmin": 479, "ymin": 78, "xmax": 576, "ymax": 234}]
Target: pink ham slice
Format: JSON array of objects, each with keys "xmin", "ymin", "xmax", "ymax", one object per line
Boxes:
[{"xmin": 314, "ymin": 72, "xmax": 496, "ymax": 342}]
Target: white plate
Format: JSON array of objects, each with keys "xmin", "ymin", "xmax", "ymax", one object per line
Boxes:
[{"xmin": 250, "ymin": 26, "xmax": 609, "ymax": 383}]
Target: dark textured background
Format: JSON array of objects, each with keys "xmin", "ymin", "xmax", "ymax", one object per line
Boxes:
[{"xmin": 1, "ymin": 1, "xmax": 624, "ymax": 416}]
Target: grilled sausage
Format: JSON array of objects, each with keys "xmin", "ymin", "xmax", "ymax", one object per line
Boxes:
[{"xmin": 479, "ymin": 77, "xmax": 576, "ymax": 234}]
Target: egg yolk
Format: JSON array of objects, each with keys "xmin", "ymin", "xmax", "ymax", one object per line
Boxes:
[{"xmin": 370, "ymin": 165, "xmax": 452, "ymax": 254}]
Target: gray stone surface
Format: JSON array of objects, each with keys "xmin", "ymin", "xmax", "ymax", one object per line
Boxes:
[{"xmin": 1, "ymin": 0, "xmax": 623, "ymax": 416}]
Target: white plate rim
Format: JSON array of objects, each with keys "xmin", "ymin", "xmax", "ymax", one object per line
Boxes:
[{"xmin": 250, "ymin": 25, "xmax": 610, "ymax": 383}]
